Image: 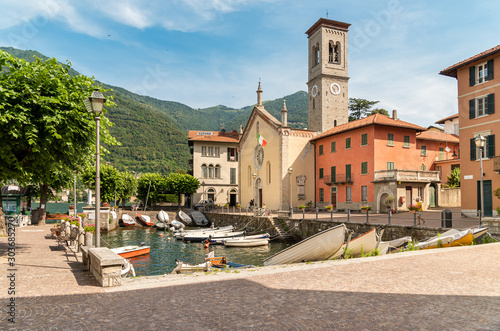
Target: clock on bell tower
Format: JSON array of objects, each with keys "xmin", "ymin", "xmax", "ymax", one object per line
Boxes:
[{"xmin": 306, "ymin": 18, "xmax": 350, "ymax": 133}]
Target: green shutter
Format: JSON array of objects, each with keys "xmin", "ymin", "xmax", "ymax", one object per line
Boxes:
[
  {"xmin": 331, "ymin": 141, "xmax": 336, "ymax": 152},
  {"xmin": 469, "ymin": 66, "xmax": 476, "ymax": 86},
  {"xmin": 331, "ymin": 166, "xmax": 336, "ymax": 182},
  {"xmin": 346, "ymin": 164, "xmax": 351, "ymax": 181},
  {"xmin": 469, "ymin": 99, "xmax": 476, "ymax": 119},
  {"xmin": 487, "ymin": 59, "xmax": 494, "ymax": 81},
  {"xmin": 362, "ymin": 133, "xmax": 367, "ymax": 146},
  {"xmin": 470, "ymin": 138, "xmax": 476, "ymax": 161},
  {"xmin": 487, "ymin": 94, "xmax": 495, "ymax": 114},
  {"xmin": 361, "ymin": 162, "xmax": 367, "ymax": 174},
  {"xmin": 487, "ymin": 135, "xmax": 495, "ymax": 158},
  {"xmin": 319, "ymin": 168, "xmax": 324, "ymax": 179}
]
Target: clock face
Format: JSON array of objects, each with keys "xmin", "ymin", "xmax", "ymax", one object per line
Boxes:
[
  {"xmin": 330, "ymin": 83, "xmax": 341, "ymax": 95},
  {"xmin": 311, "ymin": 85, "xmax": 318, "ymax": 97},
  {"xmin": 254, "ymin": 145, "xmax": 264, "ymax": 169}
]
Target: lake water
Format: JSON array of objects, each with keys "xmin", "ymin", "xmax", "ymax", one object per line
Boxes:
[
  {"xmin": 31, "ymin": 202, "xmax": 127, "ymax": 214},
  {"xmin": 100, "ymin": 228, "xmax": 290, "ymax": 275}
]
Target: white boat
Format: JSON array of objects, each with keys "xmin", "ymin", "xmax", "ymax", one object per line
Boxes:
[
  {"xmin": 182, "ymin": 231, "xmax": 245, "ymax": 242},
  {"xmin": 472, "ymin": 227, "xmax": 488, "ymax": 244},
  {"xmin": 137, "ymin": 214, "xmax": 154, "ymax": 226},
  {"xmin": 191, "ymin": 210, "xmax": 209, "ymax": 226},
  {"xmin": 111, "ymin": 245, "xmax": 151, "ymax": 258},
  {"xmin": 121, "ymin": 214, "xmax": 136, "ymax": 227},
  {"xmin": 171, "ymin": 260, "xmax": 211, "ymax": 274},
  {"xmin": 171, "ymin": 220, "xmax": 185, "ymax": 229},
  {"xmin": 211, "ymin": 233, "xmax": 270, "ymax": 245},
  {"xmin": 263, "ymin": 224, "xmax": 347, "ymax": 266},
  {"xmin": 414, "ymin": 228, "xmax": 473, "ymax": 250},
  {"xmin": 157, "ymin": 210, "xmax": 169, "ymax": 223},
  {"xmin": 174, "ymin": 226, "xmax": 234, "ymax": 240},
  {"xmin": 121, "ymin": 259, "xmax": 136, "ymax": 277},
  {"xmin": 224, "ymin": 238, "xmax": 269, "ymax": 247},
  {"xmin": 177, "ymin": 210, "xmax": 193, "ymax": 225},
  {"xmin": 330, "ymin": 228, "xmax": 379, "ymax": 259},
  {"xmin": 179, "ymin": 225, "xmax": 234, "ymax": 234},
  {"xmin": 381, "ymin": 236, "xmax": 412, "ymax": 253},
  {"xmin": 154, "ymin": 221, "xmax": 167, "ymax": 230}
]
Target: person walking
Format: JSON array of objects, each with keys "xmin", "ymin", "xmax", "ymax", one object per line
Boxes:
[{"xmin": 416, "ymin": 197, "xmax": 425, "ymax": 225}]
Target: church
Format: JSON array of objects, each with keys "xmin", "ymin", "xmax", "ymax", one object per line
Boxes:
[{"xmin": 238, "ymin": 18, "xmax": 350, "ymax": 212}]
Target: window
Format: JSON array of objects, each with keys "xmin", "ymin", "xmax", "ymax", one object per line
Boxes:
[
  {"xmin": 328, "ymin": 41, "xmax": 340, "ymax": 64},
  {"xmin": 469, "ymin": 94, "xmax": 495, "ymax": 119},
  {"xmin": 346, "ymin": 164, "xmax": 351, "ymax": 181},
  {"xmin": 330, "ymin": 166, "xmax": 336, "ymax": 183},
  {"xmin": 215, "ymin": 147, "xmax": 220, "ymax": 157},
  {"xmin": 387, "ymin": 133, "xmax": 394, "ymax": 146},
  {"xmin": 319, "ymin": 168, "xmax": 324, "ymax": 179},
  {"xmin": 266, "ymin": 161, "xmax": 271, "ymax": 184},
  {"xmin": 208, "ymin": 147, "xmax": 214, "ymax": 156},
  {"xmin": 207, "ymin": 188, "xmax": 215, "ymax": 202},
  {"xmin": 227, "ymin": 147, "xmax": 238, "ymax": 161},
  {"xmin": 439, "ymin": 147, "xmax": 444, "ymax": 161},
  {"xmin": 361, "ymin": 162, "xmax": 368, "ymax": 175},
  {"xmin": 421, "ymin": 165, "xmax": 426, "ymax": 171},
  {"xmin": 319, "ymin": 188, "xmax": 324, "ymax": 202},
  {"xmin": 403, "ymin": 136, "xmax": 410, "ymax": 148},
  {"xmin": 421, "ymin": 145, "xmax": 427, "ymax": 156},
  {"xmin": 331, "ymin": 141, "xmax": 336, "ymax": 153},
  {"xmin": 387, "ymin": 162, "xmax": 394, "ymax": 170},
  {"xmin": 470, "ymin": 60, "xmax": 494, "ymax": 86},
  {"xmin": 208, "ymin": 164, "xmax": 214, "ymax": 178},
  {"xmin": 230, "ymin": 168, "xmax": 236, "ymax": 184},
  {"xmin": 361, "ymin": 186, "xmax": 367, "ymax": 202},
  {"xmin": 202, "ymin": 164, "xmax": 207, "ymax": 178},
  {"xmin": 248, "ymin": 166, "xmax": 252, "ymax": 186},
  {"xmin": 201, "ymin": 146, "xmax": 207, "ymax": 156},
  {"xmin": 361, "ymin": 133, "xmax": 368, "ymax": 146},
  {"xmin": 346, "ymin": 137, "xmax": 351, "ymax": 149},
  {"xmin": 470, "ymin": 135, "xmax": 496, "ymax": 160},
  {"xmin": 215, "ymin": 165, "xmax": 220, "ymax": 179},
  {"xmin": 313, "ymin": 43, "xmax": 320, "ymax": 66},
  {"xmin": 319, "ymin": 145, "xmax": 323, "ymax": 155},
  {"xmin": 346, "ymin": 187, "xmax": 352, "ymax": 202}
]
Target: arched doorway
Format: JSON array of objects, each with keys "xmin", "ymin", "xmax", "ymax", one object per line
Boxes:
[
  {"xmin": 254, "ymin": 177, "xmax": 263, "ymax": 208},
  {"xmin": 229, "ymin": 189, "xmax": 237, "ymax": 207},
  {"xmin": 429, "ymin": 185, "xmax": 436, "ymax": 208}
]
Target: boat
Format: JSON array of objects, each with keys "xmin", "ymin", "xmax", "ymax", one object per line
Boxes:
[
  {"xmin": 171, "ymin": 260, "xmax": 211, "ymax": 274},
  {"xmin": 381, "ymin": 236, "xmax": 412, "ymax": 253},
  {"xmin": 121, "ymin": 259, "xmax": 136, "ymax": 277},
  {"xmin": 121, "ymin": 214, "xmax": 136, "ymax": 227},
  {"xmin": 182, "ymin": 231, "xmax": 245, "ymax": 243},
  {"xmin": 210, "ymin": 233, "xmax": 270, "ymax": 245},
  {"xmin": 177, "ymin": 210, "xmax": 193, "ymax": 225},
  {"xmin": 263, "ymin": 224, "xmax": 347, "ymax": 266},
  {"xmin": 137, "ymin": 214, "xmax": 154, "ymax": 226},
  {"xmin": 111, "ymin": 245, "xmax": 151, "ymax": 258},
  {"xmin": 171, "ymin": 220, "xmax": 185, "ymax": 229},
  {"xmin": 211, "ymin": 261, "xmax": 255, "ymax": 269},
  {"xmin": 415, "ymin": 228, "xmax": 474, "ymax": 250},
  {"xmin": 190, "ymin": 210, "xmax": 210, "ymax": 226},
  {"xmin": 472, "ymin": 227, "xmax": 489, "ymax": 244},
  {"xmin": 224, "ymin": 237, "xmax": 269, "ymax": 247},
  {"xmin": 154, "ymin": 221, "xmax": 167, "ymax": 230},
  {"xmin": 205, "ymin": 255, "xmax": 227, "ymax": 267},
  {"xmin": 174, "ymin": 226, "xmax": 235, "ymax": 240},
  {"xmin": 330, "ymin": 228, "xmax": 379, "ymax": 259},
  {"xmin": 157, "ymin": 210, "xmax": 169, "ymax": 223}
]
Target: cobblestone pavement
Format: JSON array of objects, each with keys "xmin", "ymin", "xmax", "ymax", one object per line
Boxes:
[{"xmin": 1, "ymin": 225, "xmax": 499, "ymax": 330}]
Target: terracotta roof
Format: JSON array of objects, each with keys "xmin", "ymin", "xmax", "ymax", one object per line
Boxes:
[
  {"xmin": 435, "ymin": 113, "xmax": 459, "ymax": 125},
  {"xmin": 310, "ymin": 114, "xmax": 426, "ymax": 141},
  {"xmin": 305, "ymin": 18, "xmax": 350, "ymax": 36},
  {"xmin": 416, "ymin": 130, "xmax": 459, "ymax": 143},
  {"xmin": 188, "ymin": 130, "xmax": 239, "ymax": 143},
  {"xmin": 440, "ymin": 45, "xmax": 500, "ymax": 78}
]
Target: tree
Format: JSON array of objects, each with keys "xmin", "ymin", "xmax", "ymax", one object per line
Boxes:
[
  {"xmin": 136, "ymin": 173, "xmax": 166, "ymax": 207},
  {"xmin": 165, "ymin": 173, "xmax": 200, "ymax": 209},
  {"xmin": 370, "ymin": 108, "xmax": 389, "ymax": 116},
  {"xmin": 0, "ymin": 50, "xmax": 118, "ymax": 227},
  {"xmin": 348, "ymin": 98, "xmax": 380, "ymax": 121},
  {"xmin": 116, "ymin": 171, "xmax": 137, "ymax": 208},
  {"xmin": 446, "ymin": 167, "xmax": 461, "ymax": 188},
  {"xmin": 82, "ymin": 164, "xmax": 122, "ymax": 204}
]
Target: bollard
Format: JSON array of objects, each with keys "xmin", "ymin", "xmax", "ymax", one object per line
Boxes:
[
  {"xmin": 413, "ymin": 212, "xmax": 417, "ymax": 226},
  {"xmin": 366, "ymin": 211, "xmax": 369, "ymax": 224},
  {"xmin": 315, "ymin": 207, "xmax": 319, "ymax": 221},
  {"xmin": 347, "ymin": 209, "xmax": 350, "ymax": 222},
  {"xmin": 302, "ymin": 209, "xmax": 305, "ymax": 220},
  {"xmin": 388, "ymin": 210, "xmax": 391, "ymax": 225},
  {"xmin": 330, "ymin": 209, "xmax": 333, "ymax": 222}
]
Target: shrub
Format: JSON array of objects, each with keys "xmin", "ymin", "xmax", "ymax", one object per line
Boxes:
[
  {"xmin": 325, "ymin": 205, "xmax": 333, "ymax": 211},
  {"xmin": 84, "ymin": 224, "xmax": 95, "ymax": 233},
  {"xmin": 298, "ymin": 205, "xmax": 306, "ymax": 210},
  {"xmin": 361, "ymin": 205, "xmax": 371, "ymax": 211}
]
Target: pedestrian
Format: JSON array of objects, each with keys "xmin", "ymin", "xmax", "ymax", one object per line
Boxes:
[
  {"xmin": 249, "ymin": 199, "xmax": 254, "ymax": 212},
  {"xmin": 416, "ymin": 197, "xmax": 425, "ymax": 225}
]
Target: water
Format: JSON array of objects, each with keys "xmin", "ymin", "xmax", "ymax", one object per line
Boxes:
[
  {"xmin": 101, "ymin": 228, "xmax": 291, "ymax": 276},
  {"xmin": 31, "ymin": 202, "xmax": 130, "ymax": 214}
]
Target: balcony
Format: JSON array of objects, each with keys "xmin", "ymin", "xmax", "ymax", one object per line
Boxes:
[
  {"xmin": 323, "ymin": 174, "xmax": 353, "ymax": 185},
  {"xmin": 373, "ymin": 170, "xmax": 440, "ymax": 183},
  {"xmin": 494, "ymin": 156, "xmax": 500, "ymax": 173}
]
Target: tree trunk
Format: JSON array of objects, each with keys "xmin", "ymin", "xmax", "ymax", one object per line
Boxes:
[
  {"xmin": 0, "ymin": 193, "xmax": 6, "ymax": 236},
  {"xmin": 178, "ymin": 193, "xmax": 181, "ymax": 209},
  {"xmin": 38, "ymin": 183, "xmax": 48, "ymax": 226},
  {"xmin": 121, "ymin": 198, "xmax": 126, "ymax": 209}
]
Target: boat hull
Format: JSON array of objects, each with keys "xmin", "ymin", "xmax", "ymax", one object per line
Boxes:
[
  {"xmin": 157, "ymin": 210, "xmax": 169, "ymax": 223},
  {"xmin": 111, "ymin": 245, "xmax": 151, "ymax": 259},
  {"xmin": 177, "ymin": 210, "xmax": 193, "ymax": 225},
  {"xmin": 122, "ymin": 214, "xmax": 136, "ymax": 227},
  {"xmin": 330, "ymin": 228, "xmax": 378, "ymax": 259},
  {"xmin": 137, "ymin": 214, "xmax": 154, "ymax": 226},
  {"xmin": 224, "ymin": 238, "xmax": 269, "ymax": 247},
  {"xmin": 172, "ymin": 260, "xmax": 211, "ymax": 274}
]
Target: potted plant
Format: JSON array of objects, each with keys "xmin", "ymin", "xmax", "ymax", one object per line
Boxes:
[
  {"xmin": 408, "ymin": 205, "xmax": 417, "ymax": 212},
  {"xmin": 361, "ymin": 205, "xmax": 372, "ymax": 212},
  {"xmin": 325, "ymin": 205, "xmax": 333, "ymax": 212},
  {"xmin": 224, "ymin": 203, "xmax": 229, "ymax": 208},
  {"xmin": 298, "ymin": 205, "xmax": 306, "ymax": 211},
  {"xmin": 306, "ymin": 201, "xmax": 313, "ymax": 211}
]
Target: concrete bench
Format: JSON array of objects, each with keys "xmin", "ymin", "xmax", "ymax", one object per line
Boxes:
[{"xmin": 88, "ymin": 247, "xmax": 125, "ymax": 287}]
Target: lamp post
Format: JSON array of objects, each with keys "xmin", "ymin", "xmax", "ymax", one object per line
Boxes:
[
  {"xmin": 202, "ymin": 181, "xmax": 206, "ymax": 202},
  {"xmin": 475, "ymin": 136, "xmax": 486, "ymax": 226},
  {"xmin": 288, "ymin": 167, "xmax": 293, "ymax": 217},
  {"xmin": 73, "ymin": 172, "xmax": 77, "ymax": 218},
  {"xmin": 252, "ymin": 172, "xmax": 257, "ymax": 207},
  {"xmin": 83, "ymin": 88, "xmax": 107, "ymax": 247}
]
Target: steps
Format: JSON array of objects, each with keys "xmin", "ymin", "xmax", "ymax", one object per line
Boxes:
[{"xmin": 270, "ymin": 218, "xmax": 293, "ymax": 241}]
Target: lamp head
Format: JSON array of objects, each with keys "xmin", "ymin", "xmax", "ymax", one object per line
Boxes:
[
  {"xmin": 252, "ymin": 172, "xmax": 257, "ymax": 179},
  {"xmin": 83, "ymin": 88, "xmax": 107, "ymax": 116},
  {"xmin": 288, "ymin": 167, "xmax": 293, "ymax": 174},
  {"xmin": 475, "ymin": 135, "xmax": 486, "ymax": 148}
]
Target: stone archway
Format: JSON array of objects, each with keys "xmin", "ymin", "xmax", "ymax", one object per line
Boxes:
[
  {"xmin": 376, "ymin": 186, "xmax": 395, "ymax": 213},
  {"xmin": 254, "ymin": 177, "xmax": 263, "ymax": 208}
]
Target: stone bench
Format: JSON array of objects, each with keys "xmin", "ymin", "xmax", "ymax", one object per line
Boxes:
[{"xmin": 88, "ymin": 247, "xmax": 125, "ymax": 287}]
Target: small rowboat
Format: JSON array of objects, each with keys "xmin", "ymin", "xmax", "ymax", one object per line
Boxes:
[
  {"xmin": 137, "ymin": 214, "xmax": 154, "ymax": 226},
  {"xmin": 171, "ymin": 260, "xmax": 211, "ymax": 274},
  {"xmin": 111, "ymin": 245, "xmax": 150, "ymax": 258},
  {"xmin": 157, "ymin": 210, "xmax": 169, "ymax": 223},
  {"xmin": 190, "ymin": 210, "xmax": 209, "ymax": 226},
  {"xmin": 183, "ymin": 231, "xmax": 245, "ymax": 243},
  {"xmin": 472, "ymin": 227, "xmax": 489, "ymax": 244},
  {"xmin": 177, "ymin": 210, "xmax": 193, "ymax": 225},
  {"xmin": 121, "ymin": 259, "xmax": 136, "ymax": 277},
  {"xmin": 210, "ymin": 233, "xmax": 269, "ymax": 245},
  {"xmin": 171, "ymin": 220, "xmax": 184, "ymax": 229},
  {"xmin": 329, "ymin": 228, "xmax": 378, "ymax": 259},
  {"xmin": 122, "ymin": 214, "xmax": 136, "ymax": 227},
  {"xmin": 224, "ymin": 237, "xmax": 269, "ymax": 247},
  {"xmin": 415, "ymin": 228, "xmax": 473, "ymax": 250}
]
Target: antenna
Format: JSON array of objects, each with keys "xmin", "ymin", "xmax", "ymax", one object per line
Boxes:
[{"xmin": 326, "ymin": 9, "xmax": 329, "ymax": 19}]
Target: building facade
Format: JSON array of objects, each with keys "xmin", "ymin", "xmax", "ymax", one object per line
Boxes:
[
  {"xmin": 188, "ymin": 130, "xmax": 240, "ymax": 207},
  {"xmin": 440, "ymin": 45, "xmax": 500, "ymax": 217}
]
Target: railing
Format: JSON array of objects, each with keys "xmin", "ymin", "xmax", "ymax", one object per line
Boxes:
[
  {"xmin": 373, "ymin": 170, "xmax": 440, "ymax": 182},
  {"xmin": 494, "ymin": 156, "xmax": 500, "ymax": 173},
  {"xmin": 323, "ymin": 174, "xmax": 353, "ymax": 185}
]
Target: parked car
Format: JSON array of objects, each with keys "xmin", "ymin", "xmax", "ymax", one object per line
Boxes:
[{"xmin": 194, "ymin": 199, "xmax": 214, "ymax": 210}]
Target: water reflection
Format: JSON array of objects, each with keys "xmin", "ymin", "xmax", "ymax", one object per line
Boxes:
[{"xmin": 101, "ymin": 228, "xmax": 290, "ymax": 276}]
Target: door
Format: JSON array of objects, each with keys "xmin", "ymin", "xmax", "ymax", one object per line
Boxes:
[
  {"xmin": 229, "ymin": 193, "xmax": 237, "ymax": 207},
  {"xmin": 258, "ymin": 189, "xmax": 263, "ymax": 208},
  {"xmin": 477, "ymin": 180, "xmax": 492, "ymax": 217},
  {"xmin": 405, "ymin": 186, "xmax": 412, "ymax": 208},
  {"xmin": 331, "ymin": 187, "xmax": 337, "ymax": 209},
  {"xmin": 429, "ymin": 186, "xmax": 436, "ymax": 208}
]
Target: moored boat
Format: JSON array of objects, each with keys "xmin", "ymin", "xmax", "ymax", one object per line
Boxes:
[
  {"xmin": 224, "ymin": 237, "xmax": 269, "ymax": 247},
  {"xmin": 171, "ymin": 220, "xmax": 184, "ymax": 229},
  {"xmin": 415, "ymin": 228, "xmax": 473, "ymax": 250},
  {"xmin": 329, "ymin": 228, "xmax": 379, "ymax": 259},
  {"xmin": 171, "ymin": 260, "xmax": 211, "ymax": 274},
  {"xmin": 210, "ymin": 233, "xmax": 269, "ymax": 245},
  {"xmin": 154, "ymin": 221, "xmax": 167, "ymax": 230},
  {"xmin": 263, "ymin": 224, "xmax": 347, "ymax": 266},
  {"xmin": 472, "ymin": 227, "xmax": 489, "ymax": 244},
  {"xmin": 382, "ymin": 236, "xmax": 412, "ymax": 253},
  {"xmin": 182, "ymin": 230, "xmax": 245, "ymax": 243},
  {"xmin": 122, "ymin": 214, "xmax": 136, "ymax": 227},
  {"xmin": 121, "ymin": 259, "xmax": 136, "ymax": 277},
  {"xmin": 111, "ymin": 245, "xmax": 151, "ymax": 258},
  {"xmin": 177, "ymin": 210, "xmax": 193, "ymax": 225},
  {"xmin": 137, "ymin": 214, "xmax": 154, "ymax": 226},
  {"xmin": 190, "ymin": 210, "xmax": 209, "ymax": 226},
  {"xmin": 157, "ymin": 210, "xmax": 169, "ymax": 223}
]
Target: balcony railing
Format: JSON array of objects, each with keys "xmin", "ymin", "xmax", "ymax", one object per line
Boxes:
[
  {"xmin": 494, "ymin": 156, "xmax": 500, "ymax": 173},
  {"xmin": 373, "ymin": 170, "xmax": 440, "ymax": 182},
  {"xmin": 323, "ymin": 174, "xmax": 353, "ymax": 185}
]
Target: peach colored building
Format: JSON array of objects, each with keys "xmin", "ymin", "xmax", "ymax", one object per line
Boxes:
[
  {"xmin": 310, "ymin": 112, "xmax": 459, "ymax": 212},
  {"xmin": 440, "ymin": 45, "xmax": 500, "ymax": 217}
]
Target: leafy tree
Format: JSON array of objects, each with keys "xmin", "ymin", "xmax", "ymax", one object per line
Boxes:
[
  {"xmin": 117, "ymin": 171, "xmax": 137, "ymax": 207},
  {"xmin": 370, "ymin": 108, "xmax": 389, "ymax": 116},
  {"xmin": 137, "ymin": 173, "xmax": 166, "ymax": 207},
  {"xmin": 0, "ymin": 50, "xmax": 117, "ymax": 227},
  {"xmin": 446, "ymin": 167, "xmax": 460, "ymax": 188},
  {"xmin": 82, "ymin": 164, "xmax": 122, "ymax": 204},
  {"xmin": 165, "ymin": 173, "xmax": 200, "ymax": 209},
  {"xmin": 348, "ymin": 98, "xmax": 380, "ymax": 121}
]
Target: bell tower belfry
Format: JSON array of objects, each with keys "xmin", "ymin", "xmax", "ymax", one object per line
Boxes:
[{"xmin": 306, "ymin": 18, "xmax": 350, "ymax": 133}]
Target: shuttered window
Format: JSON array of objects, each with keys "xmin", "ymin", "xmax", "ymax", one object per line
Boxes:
[
  {"xmin": 470, "ymin": 138, "xmax": 477, "ymax": 161},
  {"xmin": 319, "ymin": 168, "xmax": 324, "ymax": 179},
  {"xmin": 346, "ymin": 164, "xmax": 351, "ymax": 181},
  {"xmin": 487, "ymin": 135, "xmax": 495, "ymax": 158},
  {"xmin": 361, "ymin": 162, "xmax": 368, "ymax": 174},
  {"xmin": 361, "ymin": 133, "xmax": 368, "ymax": 146},
  {"xmin": 331, "ymin": 166, "xmax": 336, "ymax": 182}
]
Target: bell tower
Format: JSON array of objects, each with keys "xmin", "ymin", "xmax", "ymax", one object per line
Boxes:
[{"xmin": 306, "ymin": 18, "xmax": 350, "ymax": 132}]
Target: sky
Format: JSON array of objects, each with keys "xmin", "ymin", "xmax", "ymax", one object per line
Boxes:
[{"xmin": 1, "ymin": 0, "xmax": 499, "ymax": 127}]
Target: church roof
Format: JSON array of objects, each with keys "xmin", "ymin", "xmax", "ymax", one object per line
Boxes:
[
  {"xmin": 310, "ymin": 114, "xmax": 426, "ymax": 141},
  {"xmin": 416, "ymin": 130, "xmax": 459, "ymax": 143},
  {"xmin": 305, "ymin": 18, "xmax": 351, "ymax": 36},
  {"xmin": 188, "ymin": 130, "xmax": 239, "ymax": 143}
]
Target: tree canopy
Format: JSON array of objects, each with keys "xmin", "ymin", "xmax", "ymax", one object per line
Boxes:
[
  {"xmin": 165, "ymin": 173, "xmax": 200, "ymax": 208},
  {"xmin": 348, "ymin": 98, "xmax": 381, "ymax": 121}
]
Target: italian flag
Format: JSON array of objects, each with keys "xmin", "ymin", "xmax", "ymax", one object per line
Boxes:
[{"xmin": 258, "ymin": 134, "xmax": 267, "ymax": 147}]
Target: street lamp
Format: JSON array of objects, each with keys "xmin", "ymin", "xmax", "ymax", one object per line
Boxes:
[
  {"xmin": 288, "ymin": 167, "xmax": 293, "ymax": 216},
  {"xmin": 83, "ymin": 88, "xmax": 107, "ymax": 247},
  {"xmin": 475, "ymin": 135, "xmax": 486, "ymax": 225},
  {"xmin": 201, "ymin": 181, "xmax": 206, "ymax": 202}
]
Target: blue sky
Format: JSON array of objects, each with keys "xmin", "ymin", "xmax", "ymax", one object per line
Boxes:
[{"xmin": 1, "ymin": 0, "xmax": 499, "ymax": 127}]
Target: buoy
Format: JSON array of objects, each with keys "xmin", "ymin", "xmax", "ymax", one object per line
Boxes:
[{"xmin": 159, "ymin": 233, "xmax": 163, "ymax": 237}]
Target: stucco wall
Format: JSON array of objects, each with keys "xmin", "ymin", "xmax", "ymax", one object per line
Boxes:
[{"xmin": 438, "ymin": 187, "xmax": 461, "ymax": 207}]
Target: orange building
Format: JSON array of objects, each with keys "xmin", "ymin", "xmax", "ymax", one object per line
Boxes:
[
  {"xmin": 440, "ymin": 45, "xmax": 500, "ymax": 217},
  {"xmin": 311, "ymin": 112, "xmax": 459, "ymax": 212}
]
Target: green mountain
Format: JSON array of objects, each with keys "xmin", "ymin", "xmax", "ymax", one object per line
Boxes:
[{"xmin": 1, "ymin": 47, "xmax": 309, "ymax": 174}]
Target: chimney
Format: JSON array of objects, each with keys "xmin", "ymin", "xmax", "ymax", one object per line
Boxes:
[
  {"xmin": 281, "ymin": 99, "xmax": 288, "ymax": 127},
  {"xmin": 256, "ymin": 81, "xmax": 263, "ymax": 107},
  {"xmin": 392, "ymin": 109, "xmax": 398, "ymax": 120}
]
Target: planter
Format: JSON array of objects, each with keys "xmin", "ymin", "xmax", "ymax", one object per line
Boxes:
[{"xmin": 84, "ymin": 232, "xmax": 93, "ymax": 247}]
